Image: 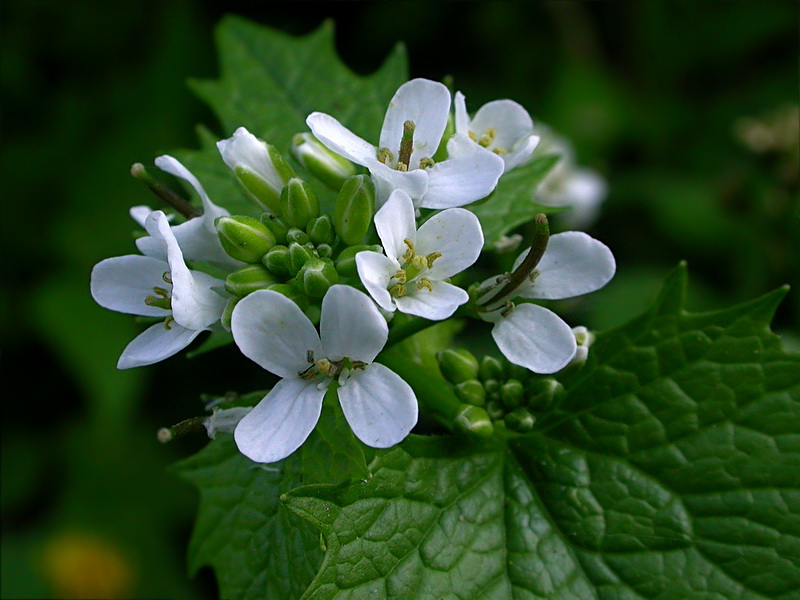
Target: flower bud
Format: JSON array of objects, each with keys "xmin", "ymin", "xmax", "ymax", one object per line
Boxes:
[
  {"xmin": 334, "ymin": 175, "xmax": 375, "ymax": 245},
  {"xmin": 300, "ymin": 257, "xmax": 339, "ymax": 298},
  {"xmin": 484, "ymin": 378, "xmax": 501, "ymax": 400},
  {"xmin": 504, "ymin": 407, "xmax": 536, "ymax": 433},
  {"xmin": 281, "ymin": 178, "xmax": 320, "ymax": 229},
  {"xmin": 262, "ymin": 245, "xmax": 291, "ymax": 277},
  {"xmin": 504, "ymin": 360, "xmax": 529, "ymax": 381},
  {"xmin": 304, "ymin": 304, "xmax": 321, "ymax": 326},
  {"xmin": 225, "ymin": 264, "xmax": 279, "ymax": 297},
  {"xmin": 486, "ymin": 400, "xmax": 504, "ymax": 421},
  {"xmin": 570, "ymin": 326, "xmax": 594, "ymax": 366},
  {"xmin": 437, "ymin": 348, "xmax": 479, "ymax": 384},
  {"xmin": 260, "ymin": 214, "xmax": 289, "ymax": 245},
  {"xmin": 335, "ymin": 244, "xmax": 382, "ymax": 277},
  {"xmin": 291, "ymin": 132, "xmax": 356, "ymax": 190},
  {"xmin": 479, "ymin": 355, "xmax": 504, "ymax": 382},
  {"xmin": 500, "ymin": 379, "xmax": 524, "ymax": 409},
  {"xmin": 216, "ymin": 215, "xmax": 276, "ymax": 263},
  {"xmin": 454, "ymin": 379, "xmax": 486, "ymax": 406},
  {"xmin": 316, "ymin": 243, "xmax": 333, "ymax": 259},
  {"xmin": 306, "ymin": 214, "xmax": 335, "ymax": 245},
  {"xmin": 526, "ymin": 377, "xmax": 565, "ymax": 411},
  {"xmin": 221, "ymin": 297, "xmax": 238, "ymax": 332},
  {"xmin": 453, "ymin": 404, "xmax": 493, "ymax": 437},
  {"xmin": 286, "ymin": 227, "xmax": 311, "ymax": 245},
  {"xmin": 289, "ymin": 242, "xmax": 314, "ymax": 275},
  {"xmin": 217, "ymin": 127, "xmax": 294, "ymax": 214},
  {"xmin": 266, "ymin": 282, "xmax": 309, "ymax": 311}
]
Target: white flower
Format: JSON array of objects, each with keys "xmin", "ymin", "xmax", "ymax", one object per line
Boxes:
[
  {"xmin": 534, "ymin": 131, "xmax": 607, "ymax": 230},
  {"xmin": 135, "ymin": 156, "xmax": 242, "ymax": 270},
  {"xmin": 570, "ymin": 326, "xmax": 595, "ymax": 365},
  {"xmin": 479, "ymin": 232, "xmax": 615, "ymax": 373},
  {"xmin": 450, "ymin": 91, "xmax": 540, "ymax": 172},
  {"xmin": 91, "ymin": 211, "xmax": 227, "ymax": 369},
  {"xmin": 231, "ymin": 285, "xmax": 418, "ymax": 463},
  {"xmin": 307, "ymin": 78, "xmax": 505, "ymax": 209},
  {"xmin": 356, "ymin": 189, "xmax": 482, "ymax": 320}
]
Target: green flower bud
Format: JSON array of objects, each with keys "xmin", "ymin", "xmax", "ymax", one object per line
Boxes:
[
  {"xmin": 281, "ymin": 178, "xmax": 320, "ymax": 229},
  {"xmin": 266, "ymin": 282, "xmax": 309, "ymax": 311},
  {"xmin": 504, "ymin": 360, "xmax": 529, "ymax": 381},
  {"xmin": 221, "ymin": 297, "xmax": 239, "ymax": 332},
  {"xmin": 216, "ymin": 215, "xmax": 276, "ymax": 263},
  {"xmin": 452, "ymin": 404, "xmax": 493, "ymax": 438},
  {"xmin": 262, "ymin": 245, "xmax": 291, "ymax": 277},
  {"xmin": 526, "ymin": 377, "xmax": 565, "ymax": 411},
  {"xmin": 304, "ymin": 304, "xmax": 321, "ymax": 326},
  {"xmin": 335, "ymin": 244, "xmax": 382, "ymax": 278},
  {"xmin": 306, "ymin": 214, "xmax": 335, "ymax": 245},
  {"xmin": 437, "ymin": 348, "xmax": 479, "ymax": 384},
  {"xmin": 300, "ymin": 257, "xmax": 339, "ymax": 298},
  {"xmin": 225, "ymin": 264, "xmax": 279, "ymax": 297},
  {"xmin": 291, "ymin": 132, "xmax": 356, "ymax": 190},
  {"xmin": 479, "ymin": 356, "xmax": 504, "ymax": 382},
  {"xmin": 454, "ymin": 379, "xmax": 486, "ymax": 407},
  {"xmin": 286, "ymin": 227, "xmax": 311, "ymax": 245},
  {"xmin": 486, "ymin": 400, "xmax": 504, "ymax": 421},
  {"xmin": 260, "ymin": 214, "xmax": 289, "ymax": 245},
  {"xmin": 316, "ymin": 243, "xmax": 333, "ymax": 259},
  {"xmin": 504, "ymin": 407, "xmax": 536, "ymax": 433},
  {"xmin": 500, "ymin": 379, "xmax": 524, "ymax": 409},
  {"xmin": 289, "ymin": 242, "xmax": 314, "ymax": 275},
  {"xmin": 484, "ymin": 378, "xmax": 501, "ymax": 400},
  {"xmin": 334, "ymin": 175, "xmax": 375, "ymax": 245}
]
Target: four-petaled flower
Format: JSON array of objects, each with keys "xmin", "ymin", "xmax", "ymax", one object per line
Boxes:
[
  {"xmin": 479, "ymin": 232, "xmax": 615, "ymax": 373},
  {"xmin": 91, "ymin": 211, "xmax": 228, "ymax": 369},
  {"xmin": 307, "ymin": 78, "xmax": 505, "ymax": 209},
  {"xmin": 356, "ymin": 189, "xmax": 483, "ymax": 320},
  {"xmin": 231, "ymin": 284, "xmax": 418, "ymax": 463},
  {"xmin": 450, "ymin": 91, "xmax": 540, "ymax": 172}
]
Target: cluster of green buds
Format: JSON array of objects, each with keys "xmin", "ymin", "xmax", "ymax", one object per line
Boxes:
[
  {"xmin": 215, "ymin": 139, "xmax": 380, "ymax": 328},
  {"xmin": 436, "ymin": 348, "xmax": 566, "ymax": 435}
]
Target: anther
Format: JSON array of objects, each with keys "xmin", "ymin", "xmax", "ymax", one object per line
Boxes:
[
  {"xmin": 426, "ymin": 252, "xmax": 442, "ymax": 268},
  {"xmin": 493, "ymin": 147, "xmax": 507, "ymax": 155},
  {"xmin": 419, "ymin": 157, "xmax": 435, "ymax": 169},
  {"xmin": 402, "ymin": 238, "xmax": 415, "ymax": 262},
  {"xmin": 389, "ymin": 283, "xmax": 407, "ymax": 297},
  {"xmin": 145, "ymin": 295, "xmax": 172, "ymax": 310},
  {"xmin": 152, "ymin": 286, "xmax": 169, "ymax": 298},
  {"xmin": 376, "ymin": 148, "xmax": 394, "ymax": 165},
  {"xmin": 501, "ymin": 301, "xmax": 515, "ymax": 318},
  {"xmin": 478, "ymin": 128, "xmax": 496, "ymax": 148},
  {"xmin": 162, "ymin": 271, "xmax": 172, "ymax": 284},
  {"xmin": 416, "ymin": 278, "xmax": 433, "ymax": 292},
  {"xmin": 163, "ymin": 316, "xmax": 175, "ymax": 330},
  {"xmin": 392, "ymin": 269, "xmax": 407, "ymax": 283}
]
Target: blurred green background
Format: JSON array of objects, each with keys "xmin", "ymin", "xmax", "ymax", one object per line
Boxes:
[{"xmin": 2, "ymin": 1, "xmax": 797, "ymax": 598}]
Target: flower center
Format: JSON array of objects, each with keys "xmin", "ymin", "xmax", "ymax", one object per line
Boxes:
[
  {"xmin": 298, "ymin": 351, "xmax": 367, "ymax": 383},
  {"xmin": 377, "ymin": 120, "xmax": 435, "ymax": 172},
  {"xmin": 469, "ymin": 127, "xmax": 507, "ymax": 155},
  {"xmin": 389, "ymin": 238, "xmax": 441, "ymax": 298}
]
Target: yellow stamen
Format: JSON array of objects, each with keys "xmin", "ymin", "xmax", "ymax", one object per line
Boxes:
[
  {"xmin": 411, "ymin": 255, "xmax": 427, "ymax": 270},
  {"xmin": 416, "ymin": 278, "xmax": 433, "ymax": 292},
  {"xmin": 389, "ymin": 283, "xmax": 407, "ymax": 297},
  {"xmin": 426, "ymin": 252, "xmax": 442, "ymax": 268},
  {"xmin": 392, "ymin": 269, "xmax": 407, "ymax": 283},
  {"xmin": 402, "ymin": 239, "xmax": 415, "ymax": 263}
]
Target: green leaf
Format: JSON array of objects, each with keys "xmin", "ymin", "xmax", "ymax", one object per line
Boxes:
[
  {"xmin": 172, "ymin": 17, "xmax": 408, "ymax": 217},
  {"xmin": 469, "ymin": 154, "xmax": 565, "ymax": 248},
  {"xmin": 283, "ymin": 264, "xmax": 800, "ymax": 599},
  {"xmin": 173, "ymin": 436, "xmax": 323, "ymax": 600}
]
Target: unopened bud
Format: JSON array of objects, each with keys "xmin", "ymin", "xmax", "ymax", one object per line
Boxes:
[
  {"xmin": 286, "ymin": 227, "xmax": 311, "ymax": 245},
  {"xmin": 218, "ymin": 127, "xmax": 294, "ymax": 214},
  {"xmin": 300, "ymin": 257, "xmax": 339, "ymax": 298},
  {"xmin": 486, "ymin": 400, "xmax": 504, "ymax": 421},
  {"xmin": 266, "ymin": 282, "xmax": 309, "ymax": 311},
  {"xmin": 454, "ymin": 379, "xmax": 486, "ymax": 406},
  {"xmin": 479, "ymin": 356, "xmax": 504, "ymax": 382},
  {"xmin": 304, "ymin": 304, "xmax": 321, "ymax": 326},
  {"xmin": 453, "ymin": 404, "xmax": 494, "ymax": 437},
  {"xmin": 306, "ymin": 214, "xmax": 335, "ymax": 245},
  {"xmin": 261, "ymin": 214, "xmax": 289, "ymax": 245},
  {"xmin": 335, "ymin": 244, "xmax": 382, "ymax": 277},
  {"xmin": 500, "ymin": 379, "xmax": 524, "ymax": 409},
  {"xmin": 526, "ymin": 377, "xmax": 565, "ymax": 411},
  {"xmin": 316, "ymin": 243, "xmax": 333, "ymax": 259},
  {"xmin": 504, "ymin": 407, "xmax": 535, "ymax": 433},
  {"xmin": 225, "ymin": 264, "xmax": 279, "ymax": 297},
  {"xmin": 262, "ymin": 245, "xmax": 291, "ymax": 277},
  {"xmin": 216, "ymin": 215, "xmax": 276, "ymax": 263},
  {"xmin": 570, "ymin": 326, "xmax": 594, "ymax": 366},
  {"xmin": 281, "ymin": 178, "xmax": 320, "ymax": 229},
  {"xmin": 334, "ymin": 175, "xmax": 375, "ymax": 245},
  {"xmin": 437, "ymin": 348, "xmax": 479, "ymax": 384},
  {"xmin": 289, "ymin": 242, "xmax": 314, "ymax": 275},
  {"xmin": 291, "ymin": 132, "xmax": 356, "ymax": 190},
  {"xmin": 484, "ymin": 378, "xmax": 501, "ymax": 400}
]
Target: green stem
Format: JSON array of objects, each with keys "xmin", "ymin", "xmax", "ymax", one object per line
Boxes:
[{"xmin": 131, "ymin": 162, "xmax": 200, "ymax": 220}]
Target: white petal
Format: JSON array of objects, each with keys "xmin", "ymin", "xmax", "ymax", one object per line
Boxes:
[
  {"xmin": 129, "ymin": 206, "xmax": 156, "ymax": 228},
  {"xmin": 394, "ymin": 280, "xmax": 468, "ymax": 320},
  {"xmin": 231, "ymin": 289, "xmax": 323, "ymax": 379},
  {"xmin": 216, "ymin": 127, "xmax": 283, "ymax": 190},
  {"xmin": 380, "ymin": 78, "xmax": 450, "ymax": 166},
  {"xmin": 91, "ymin": 255, "xmax": 171, "ymax": 317},
  {"xmin": 355, "ymin": 251, "xmax": 398, "ymax": 314},
  {"xmin": 415, "ymin": 208, "xmax": 483, "ymax": 280},
  {"xmin": 470, "ymin": 99, "xmax": 533, "ymax": 150},
  {"xmin": 320, "ymin": 285, "xmax": 388, "ymax": 363},
  {"xmin": 491, "ymin": 303, "xmax": 577, "ymax": 374},
  {"xmin": 374, "ymin": 189, "xmax": 417, "ymax": 260},
  {"xmin": 368, "ymin": 161, "xmax": 428, "ymax": 206},
  {"xmin": 233, "ymin": 378, "xmax": 325, "ymax": 463},
  {"xmin": 516, "ymin": 232, "xmax": 616, "ymax": 300},
  {"xmin": 421, "ymin": 136, "xmax": 504, "ymax": 209},
  {"xmin": 306, "ymin": 112, "xmax": 377, "ymax": 167},
  {"xmin": 155, "ymin": 155, "xmax": 227, "ymax": 220},
  {"xmin": 502, "ymin": 134, "xmax": 540, "ymax": 172},
  {"xmin": 453, "ymin": 91, "xmax": 470, "ymax": 135},
  {"xmin": 117, "ymin": 321, "xmax": 202, "ymax": 369},
  {"xmin": 338, "ymin": 363, "xmax": 418, "ymax": 448},
  {"xmin": 144, "ymin": 212, "xmax": 226, "ymax": 330}
]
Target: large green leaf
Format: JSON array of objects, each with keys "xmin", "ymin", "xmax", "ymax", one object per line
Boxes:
[{"xmin": 282, "ymin": 264, "xmax": 800, "ymax": 599}]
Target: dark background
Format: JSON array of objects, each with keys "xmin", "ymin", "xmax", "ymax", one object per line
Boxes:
[{"xmin": 2, "ymin": 2, "xmax": 797, "ymax": 598}]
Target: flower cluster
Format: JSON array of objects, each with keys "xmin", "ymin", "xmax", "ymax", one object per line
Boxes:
[{"xmin": 91, "ymin": 78, "xmax": 615, "ymax": 462}]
